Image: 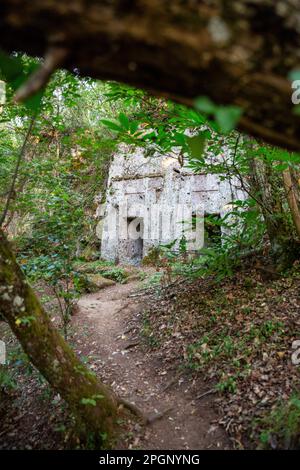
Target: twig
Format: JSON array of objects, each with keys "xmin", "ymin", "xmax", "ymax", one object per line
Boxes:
[
  {"xmin": 0, "ymin": 115, "xmax": 36, "ymax": 227},
  {"xmin": 123, "ymin": 340, "xmax": 140, "ymax": 350},
  {"xmin": 14, "ymin": 47, "xmax": 68, "ymax": 104},
  {"xmin": 128, "ymin": 291, "xmax": 148, "ymax": 298},
  {"xmin": 196, "ymin": 388, "xmax": 217, "ymax": 400},
  {"xmin": 123, "ymin": 325, "xmax": 135, "ymax": 335}
]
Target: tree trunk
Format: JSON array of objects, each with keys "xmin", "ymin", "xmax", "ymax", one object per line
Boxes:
[
  {"xmin": 283, "ymin": 168, "xmax": 300, "ymax": 239},
  {"xmin": 1, "ymin": 1, "xmax": 300, "ymax": 150},
  {"xmin": 0, "ymin": 229, "xmax": 118, "ymax": 444},
  {"xmin": 250, "ymin": 158, "xmax": 300, "ymax": 269}
]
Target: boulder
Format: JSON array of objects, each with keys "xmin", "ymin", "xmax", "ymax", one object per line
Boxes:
[{"xmin": 79, "ymin": 274, "xmax": 115, "ymax": 293}]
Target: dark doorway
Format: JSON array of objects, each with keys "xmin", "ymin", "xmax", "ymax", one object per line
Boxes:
[
  {"xmin": 127, "ymin": 217, "xmax": 144, "ymax": 264},
  {"xmin": 204, "ymin": 213, "xmax": 222, "ymax": 247}
]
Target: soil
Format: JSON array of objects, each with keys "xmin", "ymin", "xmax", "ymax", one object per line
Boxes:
[{"xmin": 73, "ymin": 280, "xmax": 230, "ymax": 449}]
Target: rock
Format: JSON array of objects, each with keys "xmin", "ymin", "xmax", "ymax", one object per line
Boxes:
[
  {"xmin": 80, "ymin": 274, "xmax": 115, "ymax": 292},
  {"xmin": 74, "ymin": 262, "xmax": 97, "ymax": 274},
  {"xmin": 124, "ymin": 273, "xmax": 142, "ymax": 283},
  {"xmin": 80, "ymin": 246, "xmax": 99, "ymax": 261},
  {"xmin": 87, "ymin": 274, "xmax": 115, "ymax": 291}
]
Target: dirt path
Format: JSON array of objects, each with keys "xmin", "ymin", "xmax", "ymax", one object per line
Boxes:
[{"xmin": 75, "ymin": 280, "xmax": 230, "ymax": 450}]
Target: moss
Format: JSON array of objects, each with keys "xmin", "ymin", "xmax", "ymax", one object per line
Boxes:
[
  {"xmin": 80, "ymin": 273, "xmax": 116, "ymax": 292},
  {"xmin": 74, "ymin": 260, "xmax": 132, "ymax": 284}
]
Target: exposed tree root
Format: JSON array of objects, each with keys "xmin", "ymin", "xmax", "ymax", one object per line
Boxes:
[{"xmin": 118, "ymin": 397, "xmax": 172, "ymax": 425}]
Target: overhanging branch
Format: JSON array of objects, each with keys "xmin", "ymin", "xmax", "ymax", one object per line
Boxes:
[{"xmin": 0, "ymin": 0, "xmax": 300, "ymax": 150}]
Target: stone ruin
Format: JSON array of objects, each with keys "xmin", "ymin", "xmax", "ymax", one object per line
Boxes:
[{"xmin": 97, "ymin": 144, "xmax": 246, "ymax": 265}]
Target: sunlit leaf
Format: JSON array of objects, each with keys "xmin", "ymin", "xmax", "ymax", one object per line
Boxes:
[
  {"xmin": 195, "ymin": 96, "xmax": 216, "ymax": 114},
  {"xmin": 100, "ymin": 119, "xmax": 123, "ymax": 132},
  {"xmin": 118, "ymin": 112, "xmax": 130, "ymax": 130},
  {"xmin": 215, "ymin": 106, "xmax": 242, "ymax": 133}
]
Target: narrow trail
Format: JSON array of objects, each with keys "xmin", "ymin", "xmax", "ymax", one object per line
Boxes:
[{"xmin": 75, "ymin": 280, "xmax": 230, "ymax": 449}]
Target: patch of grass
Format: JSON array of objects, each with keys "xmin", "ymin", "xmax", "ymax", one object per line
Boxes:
[
  {"xmin": 137, "ymin": 270, "xmax": 147, "ymax": 281},
  {"xmin": 0, "ymin": 367, "xmax": 17, "ymax": 392},
  {"xmin": 73, "ymin": 259, "xmax": 114, "ymax": 272},
  {"xmin": 246, "ymin": 320, "xmax": 285, "ymax": 343},
  {"xmin": 216, "ymin": 375, "xmax": 237, "ymax": 394},
  {"xmin": 257, "ymin": 395, "xmax": 300, "ymax": 449},
  {"xmin": 141, "ymin": 272, "xmax": 163, "ymax": 289},
  {"xmin": 73, "ymin": 259, "xmax": 130, "ymax": 283},
  {"xmin": 101, "ymin": 267, "xmax": 128, "ymax": 283},
  {"xmin": 186, "ymin": 330, "xmax": 249, "ymax": 371},
  {"xmin": 260, "ymin": 320, "xmax": 285, "ymax": 338}
]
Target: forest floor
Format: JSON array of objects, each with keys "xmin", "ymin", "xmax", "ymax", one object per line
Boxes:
[
  {"xmin": 73, "ymin": 280, "xmax": 229, "ymax": 450},
  {"xmin": 1, "ymin": 258, "xmax": 300, "ymax": 449}
]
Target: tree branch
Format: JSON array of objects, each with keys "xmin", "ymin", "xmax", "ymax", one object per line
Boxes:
[
  {"xmin": 0, "ymin": 114, "xmax": 36, "ymax": 227},
  {"xmin": 0, "ymin": 1, "xmax": 299, "ymax": 150}
]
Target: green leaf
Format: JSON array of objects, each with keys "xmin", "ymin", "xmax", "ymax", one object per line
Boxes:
[
  {"xmin": 266, "ymin": 149, "xmax": 300, "ymax": 164},
  {"xmin": 293, "ymin": 105, "xmax": 300, "ymax": 116},
  {"xmin": 118, "ymin": 112, "xmax": 130, "ymax": 130},
  {"xmin": 290, "ymin": 397, "xmax": 300, "ymax": 409},
  {"xmin": 195, "ymin": 96, "xmax": 216, "ymax": 114},
  {"xmin": 100, "ymin": 119, "xmax": 123, "ymax": 132},
  {"xmin": 0, "ymin": 50, "xmax": 23, "ymax": 82},
  {"xmin": 273, "ymin": 163, "xmax": 289, "ymax": 172},
  {"xmin": 0, "ymin": 52, "xmax": 43, "ymax": 111},
  {"xmin": 129, "ymin": 120, "xmax": 139, "ymax": 134},
  {"xmin": 25, "ymin": 89, "xmax": 44, "ymax": 112},
  {"xmin": 215, "ymin": 106, "xmax": 242, "ymax": 133},
  {"xmin": 15, "ymin": 316, "xmax": 35, "ymax": 326},
  {"xmin": 288, "ymin": 69, "xmax": 300, "ymax": 82},
  {"xmin": 80, "ymin": 397, "xmax": 97, "ymax": 406},
  {"xmin": 186, "ymin": 131, "xmax": 209, "ymax": 158},
  {"xmin": 173, "ymin": 132, "xmax": 186, "ymax": 146}
]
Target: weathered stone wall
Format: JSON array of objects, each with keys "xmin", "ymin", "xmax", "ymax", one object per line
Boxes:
[{"xmin": 99, "ymin": 144, "xmax": 245, "ymax": 265}]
